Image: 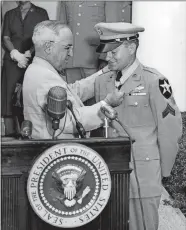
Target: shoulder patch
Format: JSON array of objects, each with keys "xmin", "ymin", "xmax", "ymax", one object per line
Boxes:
[{"xmin": 159, "ymin": 78, "xmax": 172, "ymax": 99}]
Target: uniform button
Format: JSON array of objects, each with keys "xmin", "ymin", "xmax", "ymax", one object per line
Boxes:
[
  {"xmin": 146, "ymin": 157, "xmax": 150, "ymax": 161},
  {"xmin": 94, "ymin": 3, "xmax": 97, "ymax": 6},
  {"xmin": 122, "ymin": 9, "xmax": 125, "ymax": 12},
  {"xmin": 77, "ymin": 23, "xmax": 80, "ymax": 26},
  {"xmin": 76, "ymin": 32, "xmax": 79, "ymax": 35},
  {"xmin": 134, "ymin": 102, "xmax": 138, "ymax": 106},
  {"xmin": 79, "ymin": 4, "xmax": 82, "ymax": 7},
  {"xmin": 78, "ymin": 13, "xmax": 81, "ymax": 16},
  {"xmin": 113, "ymin": 129, "xmax": 116, "ymax": 133}
]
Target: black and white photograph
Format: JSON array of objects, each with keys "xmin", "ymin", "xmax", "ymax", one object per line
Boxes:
[{"xmin": 1, "ymin": 1, "xmax": 186, "ymax": 230}]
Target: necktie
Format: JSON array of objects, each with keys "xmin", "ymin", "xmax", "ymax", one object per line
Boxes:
[{"xmin": 115, "ymin": 71, "xmax": 122, "ymax": 90}]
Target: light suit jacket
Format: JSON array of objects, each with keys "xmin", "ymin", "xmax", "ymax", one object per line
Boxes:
[
  {"xmin": 23, "ymin": 57, "xmax": 105, "ymax": 139},
  {"xmin": 95, "ymin": 61, "xmax": 182, "ymax": 198},
  {"xmin": 58, "ymin": 1, "xmax": 131, "ymax": 68}
]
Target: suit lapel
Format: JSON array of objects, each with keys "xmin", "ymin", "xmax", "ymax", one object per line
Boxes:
[{"xmin": 66, "ymin": 85, "xmax": 84, "ymax": 107}]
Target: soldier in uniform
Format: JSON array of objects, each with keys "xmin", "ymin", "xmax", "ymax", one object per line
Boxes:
[
  {"xmin": 58, "ymin": 1, "xmax": 132, "ymax": 84},
  {"xmin": 94, "ymin": 22, "xmax": 182, "ymax": 230}
]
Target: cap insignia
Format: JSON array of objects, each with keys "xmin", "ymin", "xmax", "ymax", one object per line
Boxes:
[{"xmin": 97, "ymin": 28, "xmax": 103, "ymax": 35}]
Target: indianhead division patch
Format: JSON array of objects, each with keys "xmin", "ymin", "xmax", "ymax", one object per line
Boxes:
[
  {"xmin": 27, "ymin": 143, "xmax": 111, "ymax": 228},
  {"xmin": 159, "ymin": 78, "xmax": 172, "ymax": 99}
]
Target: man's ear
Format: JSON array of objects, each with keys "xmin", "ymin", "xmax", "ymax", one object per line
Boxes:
[
  {"xmin": 44, "ymin": 41, "xmax": 52, "ymax": 54},
  {"xmin": 128, "ymin": 42, "xmax": 136, "ymax": 55}
]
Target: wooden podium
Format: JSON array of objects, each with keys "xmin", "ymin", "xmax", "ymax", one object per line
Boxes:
[{"xmin": 1, "ymin": 138, "xmax": 131, "ymax": 230}]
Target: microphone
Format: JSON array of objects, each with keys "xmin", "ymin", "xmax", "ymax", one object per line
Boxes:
[
  {"xmin": 100, "ymin": 103, "xmax": 118, "ymax": 120},
  {"xmin": 100, "ymin": 103, "xmax": 132, "ymax": 137},
  {"xmin": 20, "ymin": 120, "xmax": 32, "ymax": 139},
  {"xmin": 100, "ymin": 104, "xmax": 118, "ymax": 138},
  {"xmin": 66, "ymin": 100, "xmax": 86, "ymax": 138},
  {"xmin": 47, "ymin": 86, "xmax": 67, "ymax": 131}
]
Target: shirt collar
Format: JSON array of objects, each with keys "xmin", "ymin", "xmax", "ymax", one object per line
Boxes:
[
  {"xmin": 15, "ymin": 3, "xmax": 35, "ymax": 15},
  {"xmin": 32, "ymin": 56, "xmax": 59, "ymax": 75},
  {"xmin": 120, "ymin": 58, "xmax": 140, "ymax": 85}
]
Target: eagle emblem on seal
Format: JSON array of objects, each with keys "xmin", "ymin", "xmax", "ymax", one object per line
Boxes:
[{"xmin": 50, "ymin": 164, "xmax": 91, "ymax": 207}]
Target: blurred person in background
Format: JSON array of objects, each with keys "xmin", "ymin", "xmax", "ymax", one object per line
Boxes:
[{"xmin": 1, "ymin": 1, "xmax": 49, "ymax": 136}]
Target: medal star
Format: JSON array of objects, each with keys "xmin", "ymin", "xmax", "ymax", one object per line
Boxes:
[{"xmin": 160, "ymin": 80, "xmax": 171, "ymax": 94}]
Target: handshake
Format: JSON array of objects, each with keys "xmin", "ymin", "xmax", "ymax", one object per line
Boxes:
[{"xmin": 10, "ymin": 49, "xmax": 32, "ymax": 69}]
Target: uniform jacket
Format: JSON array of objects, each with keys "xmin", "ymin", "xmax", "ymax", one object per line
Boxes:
[
  {"xmin": 95, "ymin": 60, "xmax": 182, "ymax": 198},
  {"xmin": 58, "ymin": 1, "xmax": 132, "ymax": 68},
  {"xmin": 23, "ymin": 57, "xmax": 105, "ymax": 139}
]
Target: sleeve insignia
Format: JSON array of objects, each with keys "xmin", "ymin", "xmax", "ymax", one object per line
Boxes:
[
  {"xmin": 162, "ymin": 103, "xmax": 175, "ymax": 118},
  {"xmin": 159, "ymin": 78, "xmax": 172, "ymax": 99}
]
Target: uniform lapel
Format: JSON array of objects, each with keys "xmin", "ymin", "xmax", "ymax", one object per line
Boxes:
[
  {"xmin": 106, "ymin": 71, "xmax": 117, "ymax": 93},
  {"xmin": 120, "ymin": 64, "xmax": 144, "ymax": 94}
]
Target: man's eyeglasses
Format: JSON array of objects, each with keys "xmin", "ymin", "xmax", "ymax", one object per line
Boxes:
[
  {"xmin": 63, "ymin": 45, "xmax": 73, "ymax": 51},
  {"xmin": 45, "ymin": 40, "xmax": 73, "ymax": 51}
]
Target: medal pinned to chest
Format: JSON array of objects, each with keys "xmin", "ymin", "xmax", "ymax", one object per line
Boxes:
[{"xmin": 125, "ymin": 84, "xmax": 147, "ymax": 96}]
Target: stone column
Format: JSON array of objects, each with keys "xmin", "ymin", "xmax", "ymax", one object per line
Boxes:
[{"xmin": 132, "ymin": 2, "xmax": 186, "ymax": 111}]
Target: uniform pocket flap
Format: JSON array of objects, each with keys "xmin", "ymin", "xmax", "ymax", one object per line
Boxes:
[
  {"xmin": 131, "ymin": 144, "xmax": 160, "ymax": 161},
  {"xmin": 125, "ymin": 95, "xmax": 149, "ymax": 107},
  {"xmin": 87, "ymin": 2, "xmax": 104, "ymax": 7}
]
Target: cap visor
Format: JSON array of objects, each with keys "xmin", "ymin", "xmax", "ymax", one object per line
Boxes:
[{"xmin": 96, "ymin": 42, "xmax": 122, "ymax": 53}]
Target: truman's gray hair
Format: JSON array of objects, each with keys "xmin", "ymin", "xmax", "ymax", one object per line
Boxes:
[{"xmin": 32, "ymin": 20, "xmax": 70, "ymax": 47}]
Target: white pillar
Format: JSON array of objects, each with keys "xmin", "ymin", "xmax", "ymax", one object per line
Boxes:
[{"xmin": 132, "ymin": 1, "xmax": 186, "ymax": 111}]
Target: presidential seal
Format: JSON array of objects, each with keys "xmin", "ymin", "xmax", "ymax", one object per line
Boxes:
[{"xmin": 27, "ymin": 143, "xmax": 111, "ymax": 228}]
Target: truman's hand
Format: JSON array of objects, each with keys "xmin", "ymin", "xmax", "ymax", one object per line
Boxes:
[
  {"xmin": 104, "ymin": 89, "xmax": 124, "ymax": 107},
  {"xmin": 102, "ymin": 65, "xmax": 110, "ymax": 74}
]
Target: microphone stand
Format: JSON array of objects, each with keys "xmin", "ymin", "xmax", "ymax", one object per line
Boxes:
[
  {"xmin": 51, "ymin": 119, "xmax": 60, "ymax": 140},
  {"xmin": 103, "ymin": 118, "xmax": 109, "ymax": 138},
  {"xmin": 52, "ymin": 129, "xmax": 56, "ymax": 140},
  {"xmin": 66, "ymin": 100, "xmax": 86, "ymax": 138}
]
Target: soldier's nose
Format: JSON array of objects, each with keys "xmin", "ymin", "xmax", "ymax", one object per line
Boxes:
[{"xmin": 106, "ymin": 51, "xmax": 112, "ymax": 61}]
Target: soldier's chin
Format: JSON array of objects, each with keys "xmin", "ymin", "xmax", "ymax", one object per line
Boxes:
[{"xmin": 108, "ymin": 62, "xmax": 117, "ymax": 71}]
